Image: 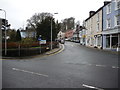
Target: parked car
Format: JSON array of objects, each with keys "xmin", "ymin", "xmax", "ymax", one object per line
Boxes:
[
  {"xmin": 65, "ymin": 38, "xmax": 69, "ymax": 41},
  {"xmin": 75, "ymin": 40, "xmax": 80, "ymax": 43}
]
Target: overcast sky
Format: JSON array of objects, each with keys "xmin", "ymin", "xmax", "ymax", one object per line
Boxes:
[{"xmin": 0, "ymin": 0, "xmax": 109, "ymax": 29}]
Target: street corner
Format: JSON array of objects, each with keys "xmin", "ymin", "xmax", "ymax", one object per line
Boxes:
[{"xmin": 45, "ymin": 43, "xmax": 65, "ymax": 55}]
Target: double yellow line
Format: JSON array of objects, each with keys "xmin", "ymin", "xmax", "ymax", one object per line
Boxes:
[
  {"xmin": 0, "ymin": 59, "xmax": 7, "ymax": 60},
  {"xmin": 47, "ymin": 44, "xmax": 65, "ymax": 56},
  {"xmin": 34, "ymin": 44, "xmax": 64, "ymax": 58}
]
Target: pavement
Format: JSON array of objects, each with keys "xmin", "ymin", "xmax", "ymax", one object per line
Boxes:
[
  {"xmin": 2, "ymin": 43, "xmax": 65, "ymax": 59},
  {"xmin": 45, "ymin": 43, "xmax": 64, "ymax": 55},
  {"xmin": 82, "ymin": 45, "xmax": 120, "ymax": 55}
]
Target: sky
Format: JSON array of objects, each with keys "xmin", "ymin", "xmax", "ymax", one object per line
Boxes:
[{"xmin": 0, "ymin": 0, "xmax": 110, "ymax": 29}]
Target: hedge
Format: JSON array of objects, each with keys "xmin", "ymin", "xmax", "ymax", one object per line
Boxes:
[{"xmin": 2, "ymin": 41, "xmax": 59, "ymax": 57}]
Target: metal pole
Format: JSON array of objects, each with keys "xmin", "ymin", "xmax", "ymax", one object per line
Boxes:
[
  {"xmin": 51, "ymin": 18, "xmax": 52, "ymax": 50},
  {"xmin": 18, "ymin": 44, "xmax": 20, "ymax": 56},
  {"xmin": 0, "ymin": 9, "xmax": 7, "ymax": 55},
  {"xmin": 110, "ymin": 35, "xmax": 112, "ymax": 49},
  {"xmin": 50, "ymin": 13, "xmax": 58, "ymax": 50},
  {"xmin": 39, "ymin": 35, "xmax": 42, "ymax": 53},
  {"xmin": 40, "ymin": 42, "xmax": 41, "ymax": 53},
  {"xmin": 4, "ymin": 10, "xmax": 7, "ymax": 56},
  {"xmin": 117, "ymin": 34, "xmax": 120, "ymax": 52}
]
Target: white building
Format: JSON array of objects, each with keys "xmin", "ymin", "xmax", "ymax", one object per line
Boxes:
[{"xmin": 57, "ymin": 31, "xmax": 65, "ymax": 40}]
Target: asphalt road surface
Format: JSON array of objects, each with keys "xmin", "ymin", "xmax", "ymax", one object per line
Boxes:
[{"xmin": 2, "ymin": 41, "xmax": 119, "ymax": 89}]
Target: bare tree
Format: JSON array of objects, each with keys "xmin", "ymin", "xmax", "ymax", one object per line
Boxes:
[{"xmin": 27, "ymin": 12, "xmax": 53, "ymax": 29}]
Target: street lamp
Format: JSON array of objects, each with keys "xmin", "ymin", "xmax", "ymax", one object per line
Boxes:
[
  {"xmin": 51, "ymin": 13, "xmax": 58, "ymax": 50},
  {"xmin": 0, "ymin": 9, "xmax": 7, "ymax": 55}
]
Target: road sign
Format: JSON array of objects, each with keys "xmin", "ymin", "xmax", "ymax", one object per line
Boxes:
[
  {"xmin": 39, "ymin": 40, "xmax": 46, "ymax": 44},
  {"xmin": 38, "ymin": 37, "xmax": 41, "ymax": 41}
]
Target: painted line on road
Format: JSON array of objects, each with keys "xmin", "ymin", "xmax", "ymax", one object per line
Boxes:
[
  {"xmin": 95, "ymin": 65, "xmax": 119, "ymax": 69},
  {"xmin": 47, "ymin": 44, "xmax": 65, "ymax": 56},
  {"xmin": 0, "ymin": 59, "xmax": 6, "ymax": 60},
  {"xmin": 82, "ymin": 84, "xmax": 104, "ymax": 90},
  {"xmin": 88, "ymin": 64, "xmax": 92, "ymax": 66},
  {"xmin": 112, "ymin": 66, "xmax": 119, "ymax": 69},
  {"xmin": 95, "ymin": 64, "xmax": 106, "ymax": 67},
  {"xmin": 12, "ymin": 68, "xmax": 49, "ymax": 77},
  {"xmin": 66, "ymin": 62, "xmax": 119, "ymax": 69}
]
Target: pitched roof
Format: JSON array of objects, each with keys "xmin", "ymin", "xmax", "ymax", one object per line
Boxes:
[{"xmin": 85, "ymin": 1, "xmax": 111, "ymax": 22}]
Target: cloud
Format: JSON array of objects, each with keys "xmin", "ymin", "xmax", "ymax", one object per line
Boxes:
[{"xmin": 0, "ymin": 0, "xmax": 107, "ymax": 29}]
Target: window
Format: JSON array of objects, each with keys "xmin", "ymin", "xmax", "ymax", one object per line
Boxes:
[
  {"xmin": 97, "ymin": 36, "xmax": 101, "ymax": 46},
  {"xmin": 117, "ymin": 1, "xmax": 120, "ymax": 9},
  {"xmin": 97, "ymin": 13, "xmax": 99, "ymax": 22},
  {"xmin": 115, "ymin": 0, "xmax": 120, "ymax": 10},
  {"xmin": 115, "ymin": 15, "xmax": 120, "ymax": 26},
  {"xmin": 106, "ymin": 35, "xmax": 110, "ymax": 48},
  {"xmin": 112, "ymin": 34, "xmax": 118, "ymax": 48},
  {"xmin": 96, "ymin": 23, "xmax": 99, "ymax": 32},
  {"xmin": 107, "ymin": 4, "xmax": 111, "ymax": 14},
  {"xmin": 107, "ymin": 19, "xmax": 111, "ymax": 28}
]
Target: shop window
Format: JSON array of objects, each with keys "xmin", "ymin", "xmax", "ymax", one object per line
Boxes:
[
  {"xmin": 106, "ymin": 35, "xmax": 110, "ymax": 48},
  {"xmin": 112, "ymin": 34, "xmax": 118, "ymax": 48},
  {"xmin": 97, "ymin": 36, "xmax": 101, "ymax": 46}
]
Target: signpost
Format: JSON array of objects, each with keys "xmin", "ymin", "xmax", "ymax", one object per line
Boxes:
[
  {"xmin": 39, "ymin": 40, "xmax": 46, "ymax": 44},
  {"xmin": 38, "ymin": 37, "xmax": 41, "ymax": 41},
  {"xmin": 38, "ymin": 36, "xmax": 42, "ymax": 53},
  {"xmin": 38, "ymin": 36, "xmax": 46, "ymax": 53}
]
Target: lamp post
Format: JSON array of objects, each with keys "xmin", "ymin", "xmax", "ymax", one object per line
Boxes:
[
  {"xmin": 51, "ymin": 13, "xmax": 58, "ymax": 50},
  {"xmin": 0, "ymin": 9, "xmax": 7, "ymax": 55},
  {"xmin": 39, "ymin": 35, "xmax": 42, "ymax": 53}
]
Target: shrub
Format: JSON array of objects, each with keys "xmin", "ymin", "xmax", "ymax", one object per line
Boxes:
[
  {"xmin": 2, "ymin": 42, "xmax": 18, "ymax": 49},
  {"xmin": 2, "ymin": 40, "xmax": 59, "ymax": 49}
]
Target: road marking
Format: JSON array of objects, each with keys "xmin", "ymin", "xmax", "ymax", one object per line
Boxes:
[
  {"xmin": 66, "ymin": 62, "xmax": 119, "ymax": 69},
  {"xmin": 47, "ymin": 44, "xmax": 65, "ymax": 56},
  {"xmin": 82, "ymin": 84, "xmax": 104, "ymax": 90},
  {"xmin": 95, "ymin": 65, "xmax": 106, "ymax": 67},
  {"xmin": 0, "ymin": 59, "xmax": 6, "ymax": 60},
  {"xmin": 112, "ymin": 66, "xmax": 119, "ymax": 69},
  {"xmin": 12, "ymin": 68, "xmax": 49, "ymax": 77},
  {"xmin": 88, "ymin": 64, "xmax": 92, "ymax": 66}
]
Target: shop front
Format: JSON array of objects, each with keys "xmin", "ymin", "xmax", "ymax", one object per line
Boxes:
[{"xmin": 103, "ymin": 33, "xmax": 120, "ymax": 51}]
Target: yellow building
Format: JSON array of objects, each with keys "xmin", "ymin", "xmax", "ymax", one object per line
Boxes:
[{"xmin": 85, "ymin": 6, "xmax": 104, "ymax": 49}]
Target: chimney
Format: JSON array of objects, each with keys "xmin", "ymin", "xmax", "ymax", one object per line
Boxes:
[
  {"xmin": 89, "ymin": 11, "xmax": 95, "ymax": 17},
  {"xmin": 104, "ymin": 1, "xmax": 111, "ymax": 6}
]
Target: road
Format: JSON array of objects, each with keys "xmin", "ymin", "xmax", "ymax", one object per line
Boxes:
[{"xmin": 2, "ymin": 41, "xmax": 119, "ymax": 89}]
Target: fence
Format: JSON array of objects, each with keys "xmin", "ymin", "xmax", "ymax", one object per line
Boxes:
[{"xmin": 2, "ymin": 41, "xmax": 59, "ymax": 57}]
